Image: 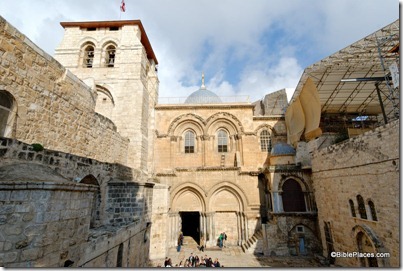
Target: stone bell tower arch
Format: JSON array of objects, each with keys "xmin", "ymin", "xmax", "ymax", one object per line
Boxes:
[{"xmin": 54, "ymin": 20, "xmax": 159, "ymax": 177}]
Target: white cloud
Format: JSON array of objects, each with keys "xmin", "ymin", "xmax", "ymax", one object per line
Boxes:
[{"xmin": 0, "ymin": 0, "xmax": 398, "ymax": 104}]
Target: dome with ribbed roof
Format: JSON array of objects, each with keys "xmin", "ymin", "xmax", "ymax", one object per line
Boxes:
[
  {"xmin": 184, "ymin": 73, "xmax": 222, "ymax": 104},
  {"xmin": 270, "ymin": 142, "xmax": 296, "ymax": 156}
]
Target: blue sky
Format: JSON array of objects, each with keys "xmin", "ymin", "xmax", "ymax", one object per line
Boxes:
[{"xmin": 0, "ymin": 0, "xmax": 399, "ymax": 102}]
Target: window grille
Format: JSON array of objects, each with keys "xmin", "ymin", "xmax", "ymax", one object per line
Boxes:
[
  {"xmin": 260, "ymin": 130, "xmax": 272, "ymax": 152},
  {"xmin": 217, "ymin": 130, "xmax": 228, "ymax": 152},
  {"xmin": 184, "ymin": 131, "xmax": 195, "ymax": 153}
]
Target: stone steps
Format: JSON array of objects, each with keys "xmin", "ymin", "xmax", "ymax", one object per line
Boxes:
[{"xmin": 241, "ymin": 229, "xmax": 264, "ymax": 254}]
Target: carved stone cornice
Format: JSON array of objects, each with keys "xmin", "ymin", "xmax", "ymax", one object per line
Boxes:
[
  {"xmin": 253, "ymin": 115, "xmax": 285, "ymax": 121},
  {"xmin": 155, "ymin": 172, "xmax": 177, "ymax": 177}
]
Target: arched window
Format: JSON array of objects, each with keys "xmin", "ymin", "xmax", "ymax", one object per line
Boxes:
[
  {"xmin": 184, "ymin": 130, "xmax": 195, "ymax": 153},
  {"xmin": 357, "ymin": 195, "xmax": 367, "ymax": 219},
  {"xmin": 260, "ymin": 130, "xmax": 272, "ymax": 152},
  {"xmin": 282, "ymin": 179, "xmax": 306, "ymax": 212},
  {"xmin": 349, "ymin": 199, "xmax": 356, "ymax": 217},
  {"xmin": 83, "ymin": 44, "xmax": 95, "ymax": 68},
  {"xmin": 217, "ymin": 129, "xmax": 228, "ymax": 153},
  {"xmin": 105, "ymin": 45, "xmax": 116, "ymax": 67},
  {"xmin": 368, "ymin": 200, "xmax": 377, "ymax": 221},
  {"xmin": 95, "ymin": 86, "xmax": 115, "ymax": 120},
  {"xmin": 0, "ymin": 90, "xmax": 16, "ymax": 137}
]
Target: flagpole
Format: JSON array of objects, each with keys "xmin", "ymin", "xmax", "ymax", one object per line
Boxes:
[{"xmin": 119, "ymin": 0, "xmax": 122, "ymax": 20}]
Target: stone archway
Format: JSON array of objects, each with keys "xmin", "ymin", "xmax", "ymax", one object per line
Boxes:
[
  {"xmin": 79, "ymin": 174, "xmax": 101, "ymax": 228},
  {"xmin": 352, "ymin": 224, "xmax": 390, "ymax": 267},
  {"xmin": 210, "ymin": 188, "xmax": 244, "ymax": 247},
  {"xmin": 171, "ymin": 187, "xmax": 206, "ymax": 247}
]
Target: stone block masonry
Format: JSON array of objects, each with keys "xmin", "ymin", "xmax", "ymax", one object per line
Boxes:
[
  {"xmin": 0, "ymin": 180, "xmax": 97, "ymax": 267},
  {"xmin": 0, "ymin": 138, "xmax": 156, "ymax": 267},
  {"xmin": 0, "ymin": 16, "xmax": 130, "ymax": 167},
  {"xmin": 312, "ymin": 120, "xmax": 399, "ymax": 267}
]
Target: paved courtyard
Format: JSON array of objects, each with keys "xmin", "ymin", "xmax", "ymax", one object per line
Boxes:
[{"xmin": 150, "ymin": 237, "xmax": 325, "ymax": 268}]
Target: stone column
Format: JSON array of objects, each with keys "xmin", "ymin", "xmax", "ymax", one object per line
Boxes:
[
  {"xmin": 236, "ymin": 211, "xmax": 242, "ymax": 246},
  {"xmin": 168, "ymin": 212, "xmax": 181, "ymax": 247},
  {"xmin": 206, "ymin": 212, "xmax": 215, "ymax": 246},
  {"xmin": 199, "ymin": 212, "xmax": 207, "ymax": 243},
  {"xmin": 170, "ymin": 136, "xmax": 177, "ymax": 168},
  {"xmin": 236, "ymin": 134, "xmax": 243, "ymax": 166},
  {"xmin": 304, "ymin": 192, "xmax": 311, "ymax": 211}
]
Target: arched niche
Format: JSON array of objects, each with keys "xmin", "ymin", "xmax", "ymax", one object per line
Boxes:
[{"xmin": 171, "ymin": 185, "xmax": 206, "ymax": 212}]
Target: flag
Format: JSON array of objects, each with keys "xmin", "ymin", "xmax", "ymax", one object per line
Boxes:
[{"xmin": 120, "ymin": 0, "xmax": 126, "ymax": 12}]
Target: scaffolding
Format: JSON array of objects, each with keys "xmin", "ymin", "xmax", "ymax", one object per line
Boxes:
[
  {"xmin": 291, "ymin": 19, "xmax": 400, "ymax": 137},
  {"xmin": 375, "ymin": 29, "xmax": 400, "ymax": 123}
]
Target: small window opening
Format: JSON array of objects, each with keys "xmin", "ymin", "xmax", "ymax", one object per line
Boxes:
[
  {"xmin": 86, "ymin": 27, "xmax": 96, "ymax": 31},
  {"xmin": 260, "ymin": 130, "xmax": 272, "ymax": 152},
  {"xmin": 357, "ymin": 195, "xmax": 367, "ymax": 219},
  {"xmin": 83, "ymin": 45, "xmax": 95, "ymax": 68},
  {"xmin": 109, "ymin": 27, "xmax": 119, "ymax": 31},
  {"xmin": 105, "ymin": 45, "xmax": 116, "ymax": 67},
  {"xmin": 184, "ymin": 131, "xmax": 195, "ymax": 153},
  {"xmin": 218, "ymin": 130, "xmax": 228, "ymax": 153},
  {"xmin": 368, "ymin": 201, "xmax": 377, "ymax": 221},
  {"xmin": 296, "ymin": 226, "xmax": 304, "ymax": 233},
  {"xmin": 349, "ymin": 199, "xmax": 356, "ymax": 217}
]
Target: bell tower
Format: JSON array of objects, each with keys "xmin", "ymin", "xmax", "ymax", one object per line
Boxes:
[{"xmin": 54, "ymin": 20, "xmax": 159, "ymax": 178}]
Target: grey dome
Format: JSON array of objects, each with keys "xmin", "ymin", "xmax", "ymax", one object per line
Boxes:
[
  {"xmin": 270, "ymin": 143, "xmax": 296, "ymax": 156},
  {"xmin": 184, "ymin": 88, "xmax": 222, "ymax": 104}
]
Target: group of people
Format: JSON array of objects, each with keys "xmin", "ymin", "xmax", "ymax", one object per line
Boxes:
[
  {"xmin": 178, "ymin": 232, "xmax": 228, "ymax": 252},
  {"xmin": 162, "ymin": 253, "xmax": 222, "ymax": 267}
]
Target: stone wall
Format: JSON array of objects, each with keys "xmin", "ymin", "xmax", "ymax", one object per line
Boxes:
[
  {"xmin": 149, "ymin": 184, "xmax": 170, "ymax": 261},
  {"xmin": 0, "ymin": 16, "xmax": 129, "ymax": 166},
  {"xmin": 264, "ymin": 215, "xmax": 321, "ymax": 256},
  {"xmin": 0, "ymin": 180, "xmax": 96, "ymax": 267},
  {"xmin": 312, "ymin": 120, "xmax": 399, "ymax": 267},
  {"xmin": 0, "ymin": 138, "xmax": 155, "ymax": 267}
]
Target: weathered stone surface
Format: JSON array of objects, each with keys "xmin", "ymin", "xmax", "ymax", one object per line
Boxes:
[{"xmin": 312, "ymin": 120, "xmax": 399, "ymax": 267}]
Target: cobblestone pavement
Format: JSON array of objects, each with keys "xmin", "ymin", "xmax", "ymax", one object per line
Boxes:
[{"xmin": 149, "ymin": 238, "xmax": 325, "ymax": 268}]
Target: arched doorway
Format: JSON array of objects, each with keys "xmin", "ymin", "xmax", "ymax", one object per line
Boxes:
[
  {"xmin": 352, "ymin": 225, "xmax": 390, "ymax": 267},
  {"xmin": 356, "ymin": 232, "xmax": 378, "ymax": 267},
  {"xmin": 80, "ymin": 174, "xmax": 101, "ymax": 228},
  {"xmin": 282, "ymin": 179, "xmax": 306, "ymax": 212},
  {"xmin": 171, "ymin": 187, "xmax": 205, "ymax": 246},
  {"xmin": 180, "ymin": 211, "xmax": 200, "ymax": 243}
]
